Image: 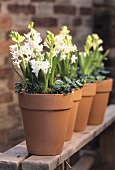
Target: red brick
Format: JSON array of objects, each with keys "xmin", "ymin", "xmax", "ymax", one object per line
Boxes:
[
  {"xmin": 0, "ymin": 0, "xmax": 11, "ymax": 1},
  {"xmin": 0, "ymin": 16, "xmax": 12, "ymax": 28},
  {"xmin": 109, "ymin": 48, "xmax": 115, "ymax": 58},
  {"xmin": 0, "ymin": 131, "xmax": 6, "ymax": 143},
  {"xmin": 110, "ymin": 37, "xmax": 115, "ymax": 48},
  {"xmin": 73, "ymin": 18, "xmax": 82, "ymax": 26},
  {"xmin": 7, "ymin": 127, "xmax": 24, "ymax": 142},
  {"xmin": 0, "ymin": 40, "xmax": 12, "ymax": 54},
  {"xmin": 92, "ymin": 7, "xmax": 108, "ymax": 16},
  {"xmin": 80, "ymin": 7, "xmax": 92, "ymax": 15},
  {"xmin": 0, "ymin": 68, "xmax": 13, "ymax": 78},
  {"xmin": 31, "ymin": 0, "xmax": 55, "ymax": 1},
  {"xmin": 8, "ymin": 104, "xmax": 21, "ymax": 116},
  {"xmin": 7, "ymin": 4, "xmax": 35, "ymax": 14},
  {"xmin": 49, "ymin": 28, "xmax": 60, "ymax": 35},
  {"xmin": 54, "ymin": 5, "xmax": 76, "ymax": 15},
  {"xmin": 0, "ymin": 93, "xmax": 13, "ymax": 103},
  {"xmin": 93, "ymin": 3, "xmax": 105, "ymax": 8},
  {"xmin": 7, "ymin": 78, "xmax": 15, "ymax": 90},
  {"xmin": 110, "ymin": 28, "xmax": 115, "ymax": 38},
  {"xmin": 69, "ymin": 28, "xmax": 76, "ymax": 37},
  {"xmin": 4, "ymin": 55, "xmax": 12, "ymax": 66},
  {"xmin": 32, "ymin": 17, "xmax": 57, "ymax": 27}
]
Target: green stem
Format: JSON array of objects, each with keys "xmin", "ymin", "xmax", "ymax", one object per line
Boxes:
[
  {"xmin": 44, "ymin": 69, "xmax": 50, "ymax": 92},
  {"xmin": 50, "ymin": 48, "xmax": 53, "ymax": 67},
  {"xmin": 43, "ymin": 79, "xmax": 48, "ymax": 92},
  {"xmin": 66, "ymin": 53, "xmax": 70, "ymax": 75},
  {"xmin": 49, "ymin": 42, "xmax": 54, "ymax": 86},
  {"xmin": 22, "ymin": 56, "xmax": 26, "ymax": 70},
  {"xmin": 49, "ymin": 70, "xmax": 54, "ymax": 86}
]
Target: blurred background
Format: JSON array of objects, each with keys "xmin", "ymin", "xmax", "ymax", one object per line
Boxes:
[{"xmin": 0, "ymin": 0, "xmax": 115, "ymax": 152}]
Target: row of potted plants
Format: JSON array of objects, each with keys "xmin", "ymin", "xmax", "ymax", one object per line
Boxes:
[{"xmin": 9, "ymin": 22, "xmax": 113, "ymax": 156}]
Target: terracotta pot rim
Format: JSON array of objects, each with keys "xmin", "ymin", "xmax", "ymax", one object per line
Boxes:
[
  {"xmin": 84, "ymin": 82, "xmax": 96, "ymax": 85},
  {"xmin": 19, "ymin": 92, "xmax": 73, "ymax": 96},
  {"xmin": 82, "ymin": 82, "xmax": 96, "ymax": 97},
  {"xmin": 18, "ymin": 92, "xmax": 73, "ymax": 110},
  {"xmin": 73, "ymin": 88, "xmax": 82, "ymax": 101},
  {"xmin": 83, "ymin": 82, "xmax": 96, "ymax": 85},
  {"xmin": 96, "ymin": 78, "xmax": 113, "ymax": 93},
  {"xmin": 96, "ymin": 78, "xmax": 112, "ymax": 83}
]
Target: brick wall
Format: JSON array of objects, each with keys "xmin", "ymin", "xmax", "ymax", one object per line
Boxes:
[
  {"xmin": 93, "ymin": 0, "xmax": 115, "ymax": 103},
  {"xmin": 0, "ymin": 0, "xmax": 94, "ymax": 152}
]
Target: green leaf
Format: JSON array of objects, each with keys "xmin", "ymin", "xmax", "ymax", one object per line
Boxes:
[
  {"xmin": 52, "ymin": 52, "xmax": 61, "ymax": 69},
  {"xmin": 25, "ymin": 63, "xmax": 33, "ymax": 82},
  {"xmin": 54, "ymin": 79, "xmax": 64, "ymax": 86},
  {"xmin": 38, "ymin": 69, "xmax": 46, "ymax": 84},
  {"xmin": 78, "ymin": 52, "xmax": 86, "ymax": 74},
  {"xmin": 38, "ymin": 69, "xmax": 47, "ymax": 92},
  {"xmin": 75, "ymin": 80, "xmax": 83, "ymax": 87},
  {"xmin": 83, "ymin": 53, "xmax": 93, "ymax": 75},
  {"xmin": 64, "ymin": 76, "xmax": 72, "ymax": 84},
  {"xmin": 96, "ymin": 75, "xmax": 105, "ymax": 82},
  {"xmin": 20, "ymin": 63, "xmax": 26, "ymax": 77},
  {"xmin": 102, "ymin": 49, "xmax": 109, "ymax": 60}
]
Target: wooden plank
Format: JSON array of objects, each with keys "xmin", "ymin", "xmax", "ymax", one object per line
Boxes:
[
  {"xmin": 0, "ymin": 141, "xmax": 28, "ymax": 170},
  {"xmin": 0, "ymin": 105, "xmax": 115, "ymax": 170},
  {"xmin": 72, "ymin": 156, "xmax": 94, "ymax": 170},
  {"xmin": 55, "ymin": 163, "xmax": 65, "ymax": 170},
  {"xmin": 22, "ymin": 105, "xmax": 115, "ymax": 170}
]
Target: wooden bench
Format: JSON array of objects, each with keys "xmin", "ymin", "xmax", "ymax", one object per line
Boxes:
[{"xmin": 0, "ymin": 104, "xmax": 115, "ymax": 170}]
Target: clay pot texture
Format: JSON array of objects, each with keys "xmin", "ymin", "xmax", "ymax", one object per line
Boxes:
[
  {"xmin": 88, "ymin": 78, "xmax": 113, "ymax": 125},
  {"xmin": 74, "ymin": 83, "xmax": 96, "ymax": 132},
  {"xmin": 18, "ymin": 93, "xmax": 73, "ymax": 156},
  {"xmin": 65, "ymin": 88, "xmax": 82, "ymax": 141}
]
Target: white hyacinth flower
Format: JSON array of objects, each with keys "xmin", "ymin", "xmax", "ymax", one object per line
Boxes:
[
  {"xmin": 41, "ymin": 61, "xmax": 50, "ymax": 74},
  {"xmin": 53, "ymin": 49, "xmax": 60, "ymax": 57},
  {"xmin": 30, "ymin": 60, "xmax": 41, "ymax": 77},
  {"xmin": 60, "ymin": 52, "xmax": 67, "ymax": 60},
  {"xmin": 73, "ymin": 45, "xmax": 77, "ymax": 51},
  {"xmin": 30, "ymin": 59, "xmax": 50, "ymax": 77},
  {"xmin": 55, "ymin": 34, "xmax": 77, "ymax": 55},
  {"xmin": 9, "ymin": 44, "xmax": 20, "ymax": 60},
  {"xmin": 24, "ymin": 31, "xmax": 43, "ymax": 56},
  {"xmin": 13, "ymin": 60, "xmax": 22, "ymax": 68},
  {"xmin": 71, "ymin": 55, "xmax": 77, "ymax": 64}
]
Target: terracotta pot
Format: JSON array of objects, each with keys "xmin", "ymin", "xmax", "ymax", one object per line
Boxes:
[
  {"xmin": 74, "ymin": 83, "xmax": 96, "ymax": 132},
  {"xmin": 65, "ymin": 88, "xmax": 82, "ymax": 141},
  {"xmin": 88, "ymin": 78, "xmax": 113, "ymax": 125},
  {"xmin": 18, "ymin": 93, "xmax": 73, "ymax": 156}
]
